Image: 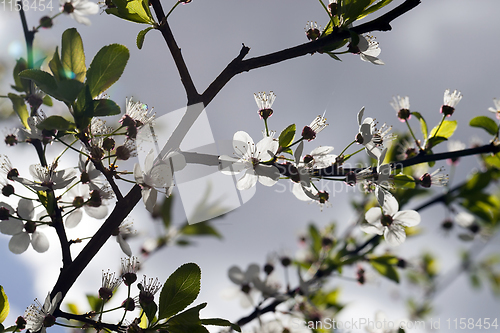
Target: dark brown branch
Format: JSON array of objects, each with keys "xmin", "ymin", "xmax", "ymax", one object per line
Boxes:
[
  {"xmin": 54, "ymin": 309, "xmax": 122, "ymax": 331},
  {"xmin": 150, "ymin": 0, "xmax": 200, "ymax": 104},
  {"xmin": 50, "ymin": 185, "xmax": 142, "ymax": 301},
  {"xmin": 202, "ymin": 0, "xmax": 421, "ymax": 106}
]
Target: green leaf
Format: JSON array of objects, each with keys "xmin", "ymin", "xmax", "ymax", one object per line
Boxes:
[
  {"xmin": 429, "ymin": 120, "xmax": 457, "ymax": 139},
  {"xmin": 201, "ymin": 319, "xmax": 241, "ymax": 332},
  {"xmin": 92, "ymin": 99, "xmax": 121, "ymax": 117},
  {"xmin": 180, "ymin": 222, "xmax": 222, "ymax": 239},
  {"xmin": 0, "ymin": 286, "xmax": 9, "ymax": 323},
  {"xmin": 42, "ymin": 95, "xmax": 53, "ymax": 106},
  {"xmin": 426, "ymin": 136, "xmax": 447, "ymax": 150},
  {"xmin": 12, "ymin": 58, "xmax": 30, "ymax": 93},
  {"xmin": 19, "ymin": 69, "xmax": 84, "ymax": 104},
  {"xmin": 411, "ymin": 111, "xmax": 428, "ymax": 141},
  {"xmin": 281, "ymin": 147, "xmax": 293, "ymax": 155},
  {"xmin": 142, "ymin": 301, "xmax": 157, "ymax": 326},
  {"xmin": 358, "ymin": 0, "xmax": 393, "ymax": 20},
  {"xmin": 7, "ymin": 93, "xmax": 30, "ymax": 129},
  {"xmin": 48, "ymin": 47, "xmax": 65, "ymax": 81},
  {"xmin": 308, "ymin": 224, "xmax": 322, "ymax": 255},
  {"xmin": 86, "ymin": 295, "xmax": 103, "ymax": 312},
  {"xmin": 370, "ymin": 261, "xmax": 399, "ymax": 283},
  {"xmin": 470, "ymin": 116, "xmax": 499, "ymax": 136},
  {"xmin": 165, "ymin": 303, "xmax": 208, "ymax": 333},
  {"xmin": 341, "ymin": 0, "xmax": 371, "ymax": 25},
  {"xmin": 279, "ymin": 124, "xmax": 296, "ymax": 148},
  {"xmin": 106, "ymin": 0, "xmax": 156, "ymax": 25},
  {"xmin": 393, "ymin": 173, "xmax": 416, "ymax": 189},
  {"xmin": 161, "ymin": 195, "xmax": 174, "ymax": 229},
  {"xmin": 326, "ymin": 52, "xmax": 342, "ymax": 61},
  {"xmin": 37, "ymin": 116, "xmax": 75, "ymax": 131},
  {"xmin": 137, "ymin": 26, "xmax": 155, "ymax": 49},
  {"xmin": 158, "ymin": 263, "xmax": 201, "ymax": 320},
  {"xmin": 61, "ymin": 28, "xmax": 87, "ymax": 82},
  {"xmin": 86, "ymin": 44, "xmax": 130, "ymax": 98}
]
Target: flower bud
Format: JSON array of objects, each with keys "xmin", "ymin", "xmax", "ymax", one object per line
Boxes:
[
  {"xmin": 440, "ymin": 105, "xmax": 455, "ymax": 117},
  {"xmin": 0, "ymin": 207, "xmax": 10, "ymax": 220},
  {"xmin": 397, "ymin": 108, "xmax": 411, "ymax": 121},
  {"xmin": 441, "ymin": 219, "xmax": 453, "ymax": 231},
  {"xmin": 116, "ymin": 145, "xmax": 131, "ymax": 160},
  {"xmin": 39, "ymin": 16, "xmax": 53, "ymax": 28},
  {"xmin": 63, "ymin": 2, "xmax": 74, "ymax": 13},
  {"xmin": 301, "ymin": 126, "xmax": 317, "ymax": 141},
  {"xmin": 2, "ymin": 184, "xmax": 14, "ymax": 197},
  {"xmin": 5, "ymin": 134, "xmax": 18, "ymax": 146},
  {"xmin": 122, "ymin": 297, "xmax": 136, "ymax": 311},
  {"xmin": 122, "ymin": 272, "xmax": 138, "ymax": 286},
  {"xmin": 27, "ymin": 94, "xmax": 43, "ymax": 111},
  {"xmin": 264, "ymin": 263, "xmax": 274, "ymax": 275},
  {"xmin": 280, "ymin": 256, "xmax": 291, "ymax": 267},
  {"xmin": 103, "ymin": 137, "xmax": 115, "ymax": 151},
  {"xmin": 397, "ymin": 258, "xmax": 407, "ymax": 269},
  {"xmin": 99, "ymin": 287, "xmax": 114, "ymax": 301},
  {"xmin": 318, "ymin": 191, "xmax": 329, "ymax": 204}
]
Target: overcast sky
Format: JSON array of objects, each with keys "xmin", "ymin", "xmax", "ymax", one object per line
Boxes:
[{"xmin": 1, "ymin": 1, "xmax": 500, "ymax": 332}]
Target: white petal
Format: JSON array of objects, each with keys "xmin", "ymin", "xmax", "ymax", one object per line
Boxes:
[
  {"xmin": 382, "ymin": 194, "xmax": 399, "ymax": 216},
  {"xmin": 245, "ymin": 264, "xmax": 260, "ymax": 281},
  {"xmin": 133, "ymin": 163, "xmax": 144, "ymax": 184},
  {"xmin": 357, "ymin": 35, "xmax": 369, "ymax": 52},
  {"xmin": 70, "ymin": 12, "xmax": 92, "ymax": 26},
  {"xmin": 65, "ymin": 209, "xmax": 83, "ymax": 228},
  {"xmin": 163, "ymin": 151, "xmax": 186, "ymax": 172},
  {"xmin": 376, "ymin": 187, "xmax": 394, "ymax": 208},
  {"xmin": 233, "ymin": 131, "xmax": 254, "ymax": 157},
  {"xmin": 365, "ymin": 207, "xmax": 382, "ymax": 224},
  {"xmin": 31, "ymin": 231, "xmax": 50, "ymax": 253},
  {"xmin": 9, "ymin": 232, "xmax": 30, "ymax": 254},
  {"xmin": 236, "ymin": 169, "xmax": 258, "ymax": 190},
  {"xmin": 384, "ymin": 225, "xmax": 406, "ymax": 246},
  {"xmin": 17, "ymin": 198, "xmax": 35, "ymax": 220},
  {"xmin": 295, "ymin": 141, "xmax": 304, "ymax": 165},
  {"xmin": 149, "ymin": 164, "xmax": 173, "ymax": 188},
  {"xmin": 256, "ymin": 137, "xmax": 278, "ymax": 162},
  {"xmin": 117, "ymin": 235, "xmax": 132, "ymax": 257},
  {"xmin": 219, "ymin": 155, "xmax": 247, "ymax": 175},
  {"xmin": 455, "ymin": 211, "xmax": 474, "ymax": 227},
  {"xmin": 255, "ymin": 165, "xmax": 280, "ymax": 187},
  {"xmin": 359, "ymin": 221, "xmax": 384, "ymax": 235},
  {"xmin": 144, "ymin": 149, "xmax": 155, "ymax": 173},
  {"xmin": 310, "ymin": 146, "xmax": 334, "ymax": 156},
  {"xmin": 84, "ymin": 205, "xmax": 108, "ymax": 219},
  {"xmin": 75, "ymin": 1, "xmax": 99, "ymax": 15},
  {"xmin": 0, "ymin": 220, "xmax": 24, "ymax": 235},
  {"xmin": 292, "ymin": 183, "xmax": 313, "ymax": 202},
  {"xmin": 360, "ymin": 53, "xmax": 384, "ymax": 65},
  {"xmin": 357, "ymin": 107, "xmax": 365, "ymax": 126},
  {"xmin": 393, "ymin": 210, "xmax": 421, "ymax": 227},
  {"xmin": 142, "ymin": 188, "xmax": 157, "ymax": 213},
  {"xmin": 228, "ymin": 266, "xmax": 245, "ymax": 285}
]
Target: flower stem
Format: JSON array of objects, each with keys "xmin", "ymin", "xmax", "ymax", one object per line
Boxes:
[
  {"xmin": 405, "ymin": 119, "xmax": 422, "ymax": 150},
  {"xmin": 430, "ymin": 114, "xmax": 446, "ymax": 142},
  {"xmin": 339, "ymin": 140, "xmax": 356, "ymax": 156}
]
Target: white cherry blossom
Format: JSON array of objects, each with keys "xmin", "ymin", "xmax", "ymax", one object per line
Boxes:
[
  {"xmin": 24, "ymin": 292, "xmax": 62, "ymax": 333},
  {"xmin": 61, "ymin": 0, "xmax": 99, "ymax": 26},
  {"xmin": 356, "ymin": 107, "xmax": 394, "ymax": 160},
  {"xmin": 360, "ymin": 195, "xmax": 420, "ymax": 246},
  {"xmin": 0, "ymin": 200, "xmax": 49, "ymax": 254},
  {"xmin": 219, "ymin": 131, "xmax": 280, "ymax": 190},
  {"xmin": 357, "ymin": 35, "xmax": 384, "ymax": 65},
  {"xmin": 134, "ymin": 149, "xmax": 186, "ymax": 212}
]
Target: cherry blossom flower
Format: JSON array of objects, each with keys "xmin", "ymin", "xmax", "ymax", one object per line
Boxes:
[
  {"xmin": 61, "ymin": 0, "xmax": 99, "ymax": 26},
  {"xmin": 24, "ymin": 292, "xmax": 62, "ymax": 333},
  {"xmin": 360, "ymin": 195, "xmax": 420, "ymax": 246},
  {"xmin": 488, "ymin": 98, "xmax": 500, "ymax": 120},
  {"xmin": 224, "ymin": 264, "xmax": 260, "ymax": 308},
  {"xmin": 419, "ymin": 167, "xmax": 448, "ymax": 188},
  {"xmin": 390, "ymin": 95, "xmax": 411, "ymax": 121},
  {"xmin": 99, "ymin": 270, "xmax": 122, "ymax": 301},
  {"xmin": 21, "ymin": 164, "xmax": 77, "ymax": 191},
  {"xmin": 219, "ymin": 131, "xmax": 280, "ymax": 190},
  {"xmin": 254, "ymin": 91, "xmax": 276, "ymax": 120},
  {"xmin": 305, "ymin": 21, "xmax": 321, "ymax": 41},
  {"xmin": 63, "ymin": 183, "xmax": 109, "ymax": 228},
  {"xmin": 22, "ymin": 112, "xmax": 48, "ymax": 142},
  {"xmin": 138, "ymin": 275, "xmax": 162, "ymax": 305},
  {"xmin": 302, "ymin": 146, "xmax": 337, "ymax": 170},
  {"xmin": 115, "ymin": 220, "xmax": 135, "ymax": 257},
  {"xmin": 440, "ymin": 89, "xmax": 463, "ymax": 117},
  {"xmin": 356, "ymin": 107, "xmax": 394, "ymax": 160},
  {"xmin": 301, "ymin": 115, "xmax": 328, "ymax": 141},
  {"xmin": 351, "ymin": 35, "xmax": 384, "ymax": 65},
  {"xmin": 134, "ymin": 149, "xmax": 186, "ymax": 212},
  {"xmin": 0, "ymin": 200, "xmax": 49, "ymax": 254}
]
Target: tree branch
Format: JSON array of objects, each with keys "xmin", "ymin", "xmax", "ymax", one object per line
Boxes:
[{"xmin": 150, "ymin": 0, "xmax": 200, "ymax": 104}]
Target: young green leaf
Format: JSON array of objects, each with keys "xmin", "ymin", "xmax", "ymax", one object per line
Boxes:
[
  {"xmin": 370, "ymin": 261, "xmax": 399, "ymax": 283},
  {"xmin": 49, "ymin": 47, "xmax": 66, "ymax": 81},
  {"xmin": 106, "ymin": 0, "xmax": 156, "ymax": 25},
  {"xmin": 180, "ymin": 222, "xmax": 222, "ymax": 239},
  {"xmin": 393, "ymin": 173, "xmax": 416, "ymax": 189},
  {"xmin": 37, "ymin": 115, "xmax": 75, "ymax": 131},
  {"xmin": 142, "ymin": 301, "xmax": 157, "ymax": 326},
  {"xmin": 201, "ymin": 319, "xmax": 241, "ymax": 332},
  {"xmin": 86, "ymin": 44, "xmax": 130, "ymax": 98},
  {"xmin": 279, "ymin": 124, "xmax": 296, "ymax": 148},
  {"xmin": 19, "ymin": 69, "xmax": 57, "ymax": 93},
  {"xmin": 12, "ymin": 58, "xmax": 30, "ymax": 93},
  {"xmin": 137, "ymin": 26, "xmax": 155, "ymax": 50},
  {"xmin": 426, "ymin": 136, "xmax": 447, "ymax": 150},
  {"xmin": 19, "ymin": 69, "xmax": 84, "ymax": 104},
  {"xmin": 7, "ymin": 93, "xmax": 30, "ymax": 129},
  {"xmin": 469, "ymin": 116, "xmax": 499, "ymax": 136},
  {"xmin": 358, "ymin": 0, "xmax": 393, "ymax": 20},
  {"xmin": 428, "ymin": 120, "xmax": 457, "ymax": 139},
  {"xmin": 164, "ymin": 303, "xmax": 208, "ymax": 333},
  {"xmin": 158, "ymin": 263, "xmax": 201, "ymax": 320},
  {"xmin": 341, "ymin": 0, "xmax": 371, "ymax": 26},
  {"xmin": 61, "ymin": 28, "xmax": 86, "ymax": 82},
  {"xmin": 411, "ymin": 111, "xmax": 428, "ymax": 141},
  {"xmin": 92, "ymin": 99, "xmax": 121, "ymax": 117},
  {"xmin": 0, "ymin": 286, "xmax": 9, "ymax": 323}
]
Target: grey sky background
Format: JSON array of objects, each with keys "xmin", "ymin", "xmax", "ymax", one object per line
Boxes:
[{"xmin": 1, "ymin": 1, "xmax": 500, "ymax": 332}]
